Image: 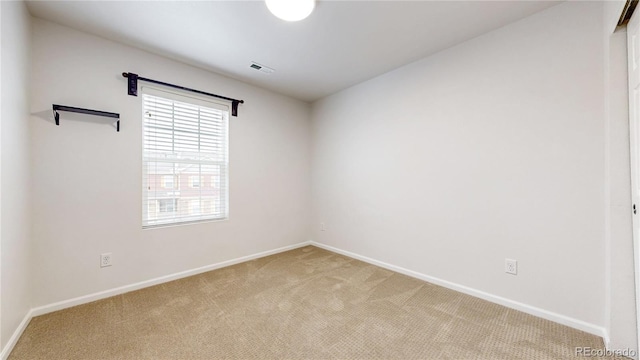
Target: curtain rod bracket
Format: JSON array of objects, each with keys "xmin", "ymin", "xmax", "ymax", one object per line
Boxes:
[
  {"xmin": 232, "ymin": 100, "xmax": 240, "ymax": 117},
  {"xmin": 124, "ymin": 72, "xmax": 138, "ymax": 96}
]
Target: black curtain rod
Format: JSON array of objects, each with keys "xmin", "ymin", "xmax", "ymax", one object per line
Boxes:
[{"xmin": 122, "ymin": 72, "xmax": 244, "ymax": 117}]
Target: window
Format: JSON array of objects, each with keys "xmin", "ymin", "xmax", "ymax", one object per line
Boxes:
[
  {"xmin": 189, "ymin": 175, "xmax": 202, "ymax": 188},
  {"xmin": 142, "ymin": 88, "xmax": 229, "ymax": 227},
  {"xmin": 162, "ymin": 175, "xmax": 176, "ymax": 189},
  {"xmin": 158, "ymin": 199, "xmax": 177, "ymax": 213},
  {"xmin": 189, "ymin": 199, "xmax": 201, "ymax": 215}
]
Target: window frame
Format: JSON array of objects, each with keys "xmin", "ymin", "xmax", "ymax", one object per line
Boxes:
[{"xmin": 141, "ymin": 86, "xmax": 230, "ymax": 228}]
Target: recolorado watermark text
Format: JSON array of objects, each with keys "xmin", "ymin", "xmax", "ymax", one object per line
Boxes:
[{"xmin": 575, "ymin": 347, "xmax": 636, "ymax": 357}]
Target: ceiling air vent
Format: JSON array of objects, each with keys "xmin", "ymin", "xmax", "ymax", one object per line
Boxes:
[{"xmin": 250, "ymin": 62, "xmax": 275, "ymax": 74}]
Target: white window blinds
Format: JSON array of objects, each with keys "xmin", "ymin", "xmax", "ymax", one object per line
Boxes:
[{"xmin": 142, "ymin": 88, "xmax": 229, "ymax": 228}]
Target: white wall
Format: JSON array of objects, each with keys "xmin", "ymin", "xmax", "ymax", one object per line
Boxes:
[
  {"xmin": 1, "ymin": 0, "xmax": 33, "ymax": 350},
  {"xmin": 312, "ymin": 1, "xmax": 606, "ymax": 330},
  {"xmin": 30, "ymin": 19, "xmax": 311, "ymax": 307}
]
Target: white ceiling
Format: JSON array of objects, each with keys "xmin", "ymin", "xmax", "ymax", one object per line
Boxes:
[{"xmin": 26, "ymin": 1, "xmax": 561, "ymax": 102}]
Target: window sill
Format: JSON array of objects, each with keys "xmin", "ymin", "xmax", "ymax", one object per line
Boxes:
[{"xmin": 142, "ymin": 217, "xmax": 228, "ymax": 230}]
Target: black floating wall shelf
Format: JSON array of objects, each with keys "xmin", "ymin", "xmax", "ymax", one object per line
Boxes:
[{"xmin": 52, "ymin": 104, "xmax": 121, "ymax": 132}]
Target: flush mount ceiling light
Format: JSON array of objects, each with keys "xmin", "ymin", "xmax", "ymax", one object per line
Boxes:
[{"xmin": 265, "ymin": 0, "xmax": 315, "ymax": 22}]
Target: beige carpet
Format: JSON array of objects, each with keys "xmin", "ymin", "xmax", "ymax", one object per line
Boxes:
[{"xmin": 10, "ymin": 246, "xmax": 606, "ymax": 359}]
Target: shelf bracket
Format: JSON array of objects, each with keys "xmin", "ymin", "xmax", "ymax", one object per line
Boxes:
[{"xmin": 52, "ymin": 104, "xmax": 121, "ymax": 132}]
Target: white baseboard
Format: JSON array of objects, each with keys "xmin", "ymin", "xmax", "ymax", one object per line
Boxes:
[
  {"xmin": 1, "ymin": 309, "xmax": 33, "ymax": 360},
  {"xmin": 1, "ymin": 241, "xmax": 311, "ymax": 359},
  {"xmin": 602, "ymin": 330, "xmax": 613, "ymax": 355},
  {"xmin": 310, "ymin": 241, "xmax": 607, "ymax": 339}
]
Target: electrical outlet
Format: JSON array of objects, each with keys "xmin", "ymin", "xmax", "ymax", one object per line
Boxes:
[
  {"xmin": 320, "ymin": 222, "xmax": 326, "ymax": 231},
  {"xmin": 505, "ymin": 259, "xmax": 517, "ymax": 275},
  {"xmin": 101, "ymin": 253, "xmax": 112, "ymax": 268}
]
